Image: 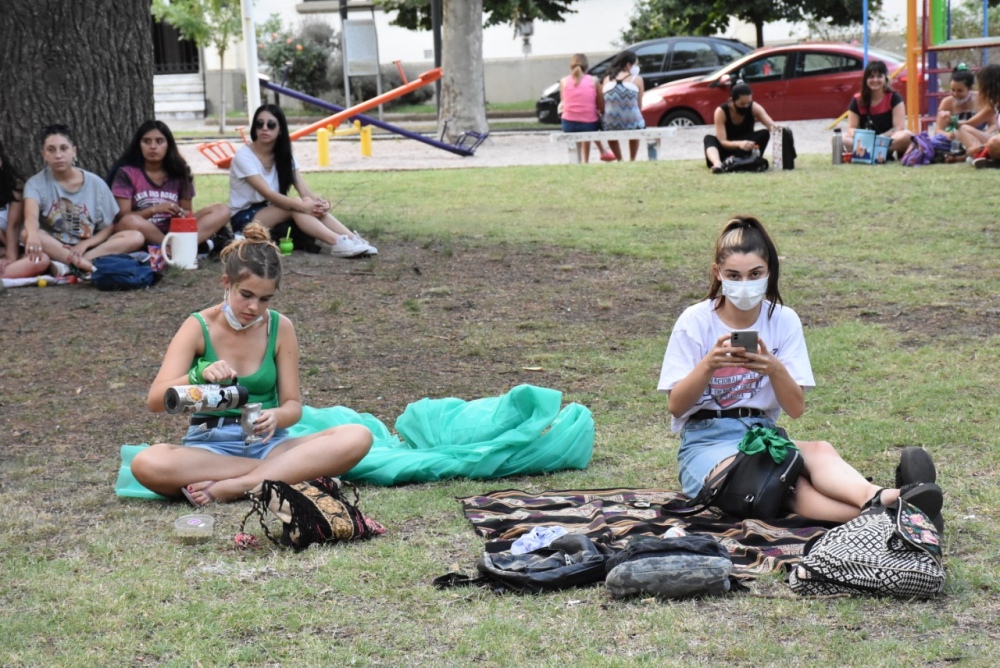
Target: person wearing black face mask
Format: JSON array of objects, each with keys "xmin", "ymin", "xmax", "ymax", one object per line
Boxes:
[{"xmin": 703, "ymin": 82, "xmax": 780, "ymax": 173}]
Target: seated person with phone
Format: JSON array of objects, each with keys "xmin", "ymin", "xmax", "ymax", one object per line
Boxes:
[{"xmin": 657, "ymin": 216, "xmax": 943, "ymax": 527}]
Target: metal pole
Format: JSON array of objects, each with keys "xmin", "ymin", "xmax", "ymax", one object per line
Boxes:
[
  {"xmin": 863, "ymin": 0, "xmax": 870, "ymax": 67},
  {"xmin": 241, "ymin": 0, "xmax": 261, "ymax": 118},
  {"xmin": 432, "ymin": 0, "xmax": 442, "ymax": 120}
]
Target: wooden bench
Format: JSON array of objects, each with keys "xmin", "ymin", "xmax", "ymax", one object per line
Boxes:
[{"xmin": 549, "ymin": 128, "xmax": 678, "ymax": 163}]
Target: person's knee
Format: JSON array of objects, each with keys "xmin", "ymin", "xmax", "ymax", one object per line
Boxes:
[
  {"xmin": 798, "ymin": 439, "xmax": 838, "ymax": 460},
  {"xmin": 986, "ymin": 135, "xmax": 1000, "ymax": 157},
  {"xmin": 130, "ymin": 444, "xmax": 170, "ymax": 485}
]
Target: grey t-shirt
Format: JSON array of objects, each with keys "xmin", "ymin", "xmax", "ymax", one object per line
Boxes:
[{"xmin": 24, "ymin": 168, "xmax": 119, "ymax": 245}]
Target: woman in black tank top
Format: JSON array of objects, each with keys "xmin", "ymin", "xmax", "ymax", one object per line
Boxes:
[{"xmin": 703, "ymin": 82, "xmax": 779, "ymax": 173}]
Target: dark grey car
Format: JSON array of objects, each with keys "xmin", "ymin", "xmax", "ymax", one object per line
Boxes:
[{"xmin": 536, "ymin": 36, "xmax": 752, "ymax": 124}]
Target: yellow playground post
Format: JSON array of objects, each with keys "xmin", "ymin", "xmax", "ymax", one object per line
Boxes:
[{"xmin": 317, "ymin": 128, "xmax": 331, "ymax": 167}]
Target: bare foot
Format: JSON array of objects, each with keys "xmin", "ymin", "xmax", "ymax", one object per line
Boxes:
[{"xmin": 182, "ymin": 480, "xmax": 218, "ymax": 507}]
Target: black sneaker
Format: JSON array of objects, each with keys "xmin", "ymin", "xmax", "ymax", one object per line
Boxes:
[
  {"xmin": 973, "ymin": 156, "xmax": 1000, "ymax": 169},
  {"xmin": 895, "ymin": 447, "xmax": 937, "ymax": 488}
]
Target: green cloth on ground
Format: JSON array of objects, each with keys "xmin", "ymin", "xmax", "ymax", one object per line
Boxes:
[
  {"xmin": 288, "ymin": 384, "xmax": 594, "ymax": 486},
  {"xmin": 738, "ymin": 425, "xmax": 798, "ymax": 464}
]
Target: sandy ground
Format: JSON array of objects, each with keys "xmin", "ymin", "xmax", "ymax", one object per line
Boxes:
[{"xmin": 178, "ymin": 119, "xmax": 840, "ymax": 175}]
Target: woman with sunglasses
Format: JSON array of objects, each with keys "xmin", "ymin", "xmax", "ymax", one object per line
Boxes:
[
  {"xmin": 108, "ymin": 120, "xmax": 231, "ymax": 253},
  {"xmin": 229, "ymin": 104, "xmax": 375, "ymax": 258}
]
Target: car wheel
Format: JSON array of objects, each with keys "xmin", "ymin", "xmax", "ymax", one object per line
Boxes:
[{"xmin": 660, "ymin": 110, "xmax": 701, "ymax": 127}]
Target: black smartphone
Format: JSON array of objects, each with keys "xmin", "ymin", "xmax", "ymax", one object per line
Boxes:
[{"xmin": 730, "ymin": 329, "xmax": 758, "ymax": 355}]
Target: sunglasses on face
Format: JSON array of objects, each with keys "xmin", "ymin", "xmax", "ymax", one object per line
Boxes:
[{"xmin": 255, "ymin": 120, "xmax": 278, "ymax": 130}]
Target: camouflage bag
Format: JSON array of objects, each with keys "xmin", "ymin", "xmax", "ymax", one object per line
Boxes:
[{"xmin": 604, "ymin": 535, "xmax": 735, "ymax": 599}]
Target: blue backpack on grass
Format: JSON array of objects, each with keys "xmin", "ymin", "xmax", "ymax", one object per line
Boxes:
[{"xmin": 91, "ymin": 254, "xmax": 157, "ymax": 291}]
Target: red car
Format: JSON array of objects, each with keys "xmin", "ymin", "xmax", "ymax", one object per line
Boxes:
[{"xmin": 641, "ymin": 43, "xmax": 910, "ymax": 127}]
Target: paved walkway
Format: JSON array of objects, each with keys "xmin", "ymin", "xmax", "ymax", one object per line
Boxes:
[{"xmin": 179, "ymin": 119, "xmax": 839, "ymax": 175}]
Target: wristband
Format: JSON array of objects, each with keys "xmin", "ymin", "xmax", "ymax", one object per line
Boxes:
[{"xmin": 188, "ymin": 359, "xmax": 212, "ymax": 385}]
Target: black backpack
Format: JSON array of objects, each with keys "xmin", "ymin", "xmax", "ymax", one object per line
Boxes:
[{"xmin": 778, "ymin": 127, "xmax": 797, "ymax": 169}]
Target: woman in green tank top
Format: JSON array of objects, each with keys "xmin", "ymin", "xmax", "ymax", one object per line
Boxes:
[{"xmin": 131, "ymin": 222, "xmax": 372, "ymax": 506}]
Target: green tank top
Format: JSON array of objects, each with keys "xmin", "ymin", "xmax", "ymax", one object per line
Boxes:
[{"xmin": 190, "ymin": 309, "xmax": 280, "ymax": 415}]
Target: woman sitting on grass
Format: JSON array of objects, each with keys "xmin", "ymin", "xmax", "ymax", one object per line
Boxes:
[
  {"xmin": 956, "ymin": 64, "xmax": 1000, "ymax": 168},
  {"xmin": 21, "ymin": 124, "xmax": 143, "ymax": 276},
  {"xmin": 0, "ymin": 139, "xmax": 46, "ymax": 280},
  {"xmin": 843, "ymin": 60, "xmax": 913, "ymax": 159},
  {"xmin": 658, "ymin": 216, "xmax": 943, "ymax": 527},
  {"xmin": 229, "ymin": 104, "xmax": 375, "ymax": 258},
  {"xmin": 108, "ymin": 120, "xmax": 231, "ymax": 254},
  {"xmin": 703, "ymin": 82, "xmax": 778, "ymax": 173},
  {"xmin": 131, "ymin": 222, "xmax": 373, "ymax": 506}
]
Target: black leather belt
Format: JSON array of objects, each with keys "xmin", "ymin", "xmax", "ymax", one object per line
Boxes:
[
  {"xmin": 190, "ymin": 415, "xmax": 241, "ymax": 428},
  {"xmin": 690, "ymin": 408, "xmax": 765, "ymax": 420}
]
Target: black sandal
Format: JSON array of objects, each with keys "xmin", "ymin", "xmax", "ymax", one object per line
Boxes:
[{"xmin": 863, "ymin": 487, "xmax": 888, "ymax": 511}]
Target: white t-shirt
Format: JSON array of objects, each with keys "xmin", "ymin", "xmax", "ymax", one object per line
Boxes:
[
  {"xmin": 0, "ymin": 204, "xmax": 8, "ymax": 232},
  {"xmin": 228, "ymin": 145, "xmax": 297, "ymax": 213},
  {"xmin": 657, "ymin": 299, "xmax": 815, "ymax": 432}
]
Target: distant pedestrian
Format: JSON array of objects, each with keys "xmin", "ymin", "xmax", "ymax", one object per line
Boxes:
[
  {"xmin": 559, "ymin": 53, "xmax": 612, "ymax": 163},
  {"xmin": 601, "ymin": 50, "xmax": 646, "ymax": 161}
]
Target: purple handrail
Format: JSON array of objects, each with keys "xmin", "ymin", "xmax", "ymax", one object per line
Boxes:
[{"xmin": 260, "ymin": 78, "xmax": 476, "ymax": 157}]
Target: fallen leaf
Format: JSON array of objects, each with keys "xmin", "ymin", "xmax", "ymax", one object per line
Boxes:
[{"xmin": 522, "ymin": 366, "xmax": 544, "ymax": 372}]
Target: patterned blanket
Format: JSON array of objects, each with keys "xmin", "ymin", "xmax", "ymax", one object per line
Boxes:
[{"xmin": 459, "ymin": 487, "xmax": 836, "ymax": 576}]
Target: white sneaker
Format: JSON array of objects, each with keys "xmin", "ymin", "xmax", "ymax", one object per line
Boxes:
[
  {"xmin": 50, "ymin": 260, "xmax": 70, "ymax": 277},
  {"xmin": 352, "ymin": 230, "xmax": 377, "ymax": 255},
  {"xmin": 329, "ymin": 234, "xmax": 370, "ymax": 258}
]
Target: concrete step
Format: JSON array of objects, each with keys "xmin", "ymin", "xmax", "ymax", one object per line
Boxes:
[{"xmin": 155, "ymin": 99, "xmax": 206, "ymax": 113}]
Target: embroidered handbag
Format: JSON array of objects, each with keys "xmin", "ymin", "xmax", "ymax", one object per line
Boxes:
[
  {"xmin": 239, "ymin": 476, "xmax": 385, "ymax": 551},
  {"xmin": 789, "ymin": 499, "xmax": 945, "ymax": 598},
  {"xmin": 662, "ymin": 425, "xmax": 803, "ymax": 521}
]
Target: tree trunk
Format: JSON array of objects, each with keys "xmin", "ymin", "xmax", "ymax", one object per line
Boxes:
[
  {"xmin": 438, "ymin": 0, "xmax": 488, "ymax": 144},
  {"xmin": 0, "ymin": 0, "xmax": 154, "ymax": 178},
  {"xmin": 755, "ymin": 21, "xmax": 765, "ymax": 48},
  {"xmin": 219, "ymin": 47, "xmax": 227, "ymax": 134}
]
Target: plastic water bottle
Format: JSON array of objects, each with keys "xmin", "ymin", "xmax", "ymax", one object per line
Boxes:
[
  {"xmin": 646, "ymin": 141, "xmax": 658, "ymax": 161},
  {"xmin": 951, "ymin": 138, "xmax": 961, "ymax": 154},
  {"xmin": 832, "ymin": 128, "xmax": 843, "ymax": 165}
]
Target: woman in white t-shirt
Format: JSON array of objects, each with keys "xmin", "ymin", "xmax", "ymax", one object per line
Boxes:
[
  {"xmin": 658, "ymin": 216, "xmax": 942, "ymax": 524},
  {"xmin": 228, "ymin": 104, "xmax": 375, "ymax": 258}
]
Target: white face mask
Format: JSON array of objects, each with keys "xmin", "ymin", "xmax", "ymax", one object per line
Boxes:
[
  {"xmin": 222, "ymin": 291, "xmax": 264, "ymax": 331},
  {"xmin": 630, "ymin": 65, "xmax": 640, "ymax": 77},
  {"xmin": 720, "ymin": 276, "xmax": 768, "ymax": 311}
]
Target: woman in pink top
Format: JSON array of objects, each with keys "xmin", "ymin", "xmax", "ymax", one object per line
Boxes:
[{"xmin": 560, "ymin": 54, "xmax": 611, "ymax": 163}]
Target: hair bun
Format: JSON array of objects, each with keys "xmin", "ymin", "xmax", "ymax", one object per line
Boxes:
[{"xmin": 241, "ymin": 222, "xmax": 272, "ymax": 243}]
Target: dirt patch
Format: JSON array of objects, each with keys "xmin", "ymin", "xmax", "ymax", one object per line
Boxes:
[{"xmin": 1, "ymin": 241, "xmax": 989, "ymax": 464}]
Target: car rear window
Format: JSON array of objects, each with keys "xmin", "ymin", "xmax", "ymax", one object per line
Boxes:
[
  {"xmin": 796, "ymin": 52, "xmax": 862, "ymax": 77},
  {"xmin": 634, "ymin": 43, "xmax": 668, "ymax": 74},
  {"xmin": 670, "ymin": 41, "xmax": 719, "ymax": 71}
]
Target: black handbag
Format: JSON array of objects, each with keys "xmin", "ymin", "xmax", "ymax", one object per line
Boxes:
[{"xmin": 663, "ymin": 425, "xmax": 804, "ymax": 521}]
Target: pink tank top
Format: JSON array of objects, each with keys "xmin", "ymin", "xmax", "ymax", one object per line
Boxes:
[{"xmin": 561, "ymin": 75, "xmax": 599, "ymax": 123}]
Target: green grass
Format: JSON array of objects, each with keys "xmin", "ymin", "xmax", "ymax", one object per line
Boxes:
[{"xmin": 4, "ymin": 156, "xmax": 1000, "ymax": 666}]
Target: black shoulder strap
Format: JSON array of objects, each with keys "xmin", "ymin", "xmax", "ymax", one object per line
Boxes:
[{"xmin": 661, "ymin": 453, "xmax": 744, "ymax": 518}]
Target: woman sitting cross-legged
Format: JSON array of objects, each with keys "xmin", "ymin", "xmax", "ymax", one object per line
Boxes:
[
  {"xmin": 108, "ymin": 120, "xmax": 231, "ymax": 254},
  {"xmin": 843, "ymin": 60, "xmax": 913, "ymax": 159},
  {"xmin": 131, "ymin": 222, "xmax": 373, "ymax": 505},
  {"xmin": 21, "ymin": 124, "xmax": 144, "ymax": 276},
  {"xmin": 229, "ymin": 104, "xmax": 376, "ymax": 258}
]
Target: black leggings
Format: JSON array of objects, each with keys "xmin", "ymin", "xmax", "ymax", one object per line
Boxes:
[{"xmin": 704, "ymin": 129, "xmax": 772, "ymax": 167}]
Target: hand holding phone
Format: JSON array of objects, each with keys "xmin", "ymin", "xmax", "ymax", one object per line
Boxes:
[{"xmin": 730, "ymin": 329, "xmax": 758, "ymax": 355}]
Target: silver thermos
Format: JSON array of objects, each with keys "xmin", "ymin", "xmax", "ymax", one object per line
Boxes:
[{"xmin": 832, "ymin": 128, "xmax": 843, "ymax": 165}]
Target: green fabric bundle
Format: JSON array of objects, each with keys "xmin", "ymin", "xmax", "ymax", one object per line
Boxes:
[{"xmin": 287, "ymin": 384, "xmax": 594, "ymax": 486}]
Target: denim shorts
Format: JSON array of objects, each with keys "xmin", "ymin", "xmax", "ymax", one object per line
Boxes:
[
  {"xmin": 181, "ymin": 421, "xmax": 290, "ymax": 459},
  {"xmin": 677, "ymin": 415, "xmax": 777, "ymax": 500},
  {"xmin": 561, "ymin": 119, "xmax": 601, "ymax": 133},
  {"xmin": 230, "ymin": 201, "xmax": 269, "ymax": 234}
]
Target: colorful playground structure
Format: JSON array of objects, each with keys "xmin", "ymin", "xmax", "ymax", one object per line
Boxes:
[
  {"xmin": 906, "ymin": 0, "xmax": 1000, "ymax": 131},
  {"xmin": 197, "ymin": 64, "xmax": 488, "ymax": 169}
]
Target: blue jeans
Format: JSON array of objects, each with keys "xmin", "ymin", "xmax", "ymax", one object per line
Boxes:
[
  {"xmin": 677, "ymin": 415, "xmax": 778, "ymax": 499},
  {"xmin": 230, "ymin": 202, "xmax": 269, "ymax": 234},
  {"xmin": 561, "ymin": 119, "xmax": 601, "ymax": 133},
  {"xmin": 182, "ymin": 421, "xmax": 289, "ymax": 459}
]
